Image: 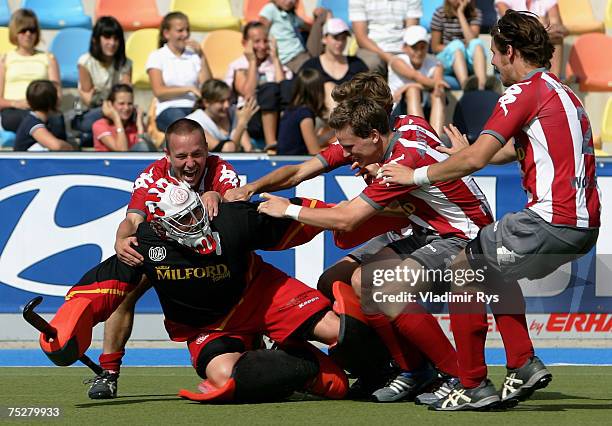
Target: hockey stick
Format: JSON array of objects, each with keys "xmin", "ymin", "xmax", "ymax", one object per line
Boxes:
[{"xmin": 22, "ymin": 296, "xmax": 103, "ymax": 375}]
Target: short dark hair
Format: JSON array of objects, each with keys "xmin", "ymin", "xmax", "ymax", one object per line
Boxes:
[
  {"xmin": 108, "ymin": 83, "xmax": 133, "ymax": 102},
  {"xmin": 90, "ymin": 16, "xmax": 127, "ymax": 70},
  {"xmin": 242, "ymin": 21, "xmax": 265, "ymax": 40},
  {"xmin": 331, "ymin": 72, "xmax": 393, "ymax": 114},
  {"xmin": 26, "ymin": 80, "xmax": 58, "ymax": 112},
  {"xmin": 289, "ymin": 68, "xmax": 326, "ymax": 117},
  {"xmin": 329, "ymin": 97, "xmax": 390, "ymax": 138},
  {"xmin": 491, "ymin": 10, "xmax": 554, "ymax": 69},
  {"xmin": 165, "ymin": 118, "xmax": 207, "ymax": 152}
]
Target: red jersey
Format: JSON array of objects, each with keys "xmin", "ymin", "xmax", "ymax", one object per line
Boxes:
[
  {"xmin": 127, "ymin": 156, "xmax": 239, "ymax": 217},
  {"xmin": 482, "ymin": 69, "xmax": 600, "ymax": 228},
  {"xmin": 318, "ymin": 116, "xmax": 493, "ymax": 239}
]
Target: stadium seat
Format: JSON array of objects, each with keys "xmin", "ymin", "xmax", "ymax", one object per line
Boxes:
[
  {"xmin": 602, "ymin": 97, "xmax": 612, "ymax": 144},
  {"xmin": 201, "ymin": 30, "xmax": 243, "ymax": 80},
  {"xmin": 421, "ymin": 0, "xmax": 443, "ymax": 31},
  {"xmin": 606, "ymin": 0, "xmax": 612, "ymax": 31},
  {"xmin": 558, "ymin": 0, "xmax": 604, "ymax": 35},
  {"xmin": 0, "ymin": 129, "xmax": 16, "ymax": 147},
  {"xmin": 452, "ymin": 90, "xmax": 500, "ymax": 143},
  {"xmin": 243, "ymin": 0, "xmax": 267, "ymax": 23},
  {"xmin": 49, "ymin": 28, "xmax": 91, "ymax": 88},
  {"xmin": 21, "ymin": 0, "xmax": 91, "ymax": 29},
  {"xmin": 475, "ymin": 0, "xmax": 496, "ymax": 33},
  {"xmin": 0, "ymin": 0, "xmax": 10, "ymax": 26},
  {"xmin": 0, "ymin": 27, "xmax": 11, "ymax": 54},
  {"xmin": 319, "ymin": 0, "xmax": 349, "ymax": 28},
  {"xmin": 95, "ymin": 0, "xmax": 162, "ymax": 31},
  {"xmin": 125, "ymin": 28, "xmax": 158, "ymax": 89},
  {"xmin": 566, "ymin": 33, "xmax": 612, "ymax": 92},
  {"xmin": 170, "ymin": 0, "xmax": 240, "ymax": 32}
]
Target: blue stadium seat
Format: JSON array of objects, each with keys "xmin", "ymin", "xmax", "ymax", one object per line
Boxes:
[
  {"xmin": 50, "ymin": 28, "xmax": 91, "ymax": 88},
  {"xmin": 21, "ymin": 0, "xmax": 91, "ymax": 29},
  {"xmin": 319, "ymin": 0, "xmax": 350, "ymax": 27},
  {"xmin": 0, "ymin": 130, "xmax": 16, "ymax": 147},
  {"xmin": 422, "ymin": 0, "xmax": 443, "ymax": 31},
  {"xmin": 0, "ymin": 0, "xmax": 10, "ymax": 26}
]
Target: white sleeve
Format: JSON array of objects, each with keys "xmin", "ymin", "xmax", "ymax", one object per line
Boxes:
[
  {"xmin": 349, "ymin": 0, "xmax": 367, "ymax": 22},
  {"xmin": 406, "ymin": 0, "xmax": 423, "ymax": 19},
  {"xmin": 145, "ymin": 49, "xmax": 162, "ymax": 71}
]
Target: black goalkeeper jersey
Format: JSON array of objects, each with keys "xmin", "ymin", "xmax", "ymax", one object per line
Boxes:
[{"xmin": 133, "ymin": 201, "xmax": 300, "ymax": 327}]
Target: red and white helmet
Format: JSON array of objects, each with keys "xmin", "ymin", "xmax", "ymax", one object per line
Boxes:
[{"xmin": 145, "ymin": 178, "xmax": 219, "ymax": 254}]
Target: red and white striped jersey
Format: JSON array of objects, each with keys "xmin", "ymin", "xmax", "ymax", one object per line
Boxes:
[
  {"xmin": 317, "ymin": 115, "xmax": 494, "ymax": 239},
  {"xmin": 482, "ymin": 69, "xmax": 600, "ymax": 228}
]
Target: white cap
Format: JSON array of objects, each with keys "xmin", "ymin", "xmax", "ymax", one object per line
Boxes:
[
  {"xmin": 403, "ymin": 25, "xmax": 430, "ymax": 46},
  {"xmin": 323, "ymin": 18, "xmax": 350, "ymax": 36}
]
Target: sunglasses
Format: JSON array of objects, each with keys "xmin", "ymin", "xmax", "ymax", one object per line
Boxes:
[{"xmin": 18, "ymin": 27, "xmax": 37, "ymax": 34}]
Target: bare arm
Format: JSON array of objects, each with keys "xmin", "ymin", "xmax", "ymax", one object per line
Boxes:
[
  {"xmin": 299, "ymin": 117, "xmax": 322, "ymax": 155},
  {"xmin": 495, "ymin": 2, "xmax": 510, "ymax": 16},
  {"xmin": 78, "ymin": 65, "xmax": 95, "ymax": 107},
  {"xmin": 352, "ymin": 21, "xmax": 394, "ymax": 63},
  {"xmin": 148, "ymin": 68, "xmax": 200, "ymax": 101},
  {"xmin": 31, "ymin": 127, "xmax": 73, "ymax": 150},
  {"xmin": 115, "ymin": 213, "xmax": 145, "ymax": 266},
  {"xmin": 489, "ymin": 138, "xmax": 517, "ymax": 164},
  {"xmin": 430, "ymin": 30, "xmax": 445, "ymax": 54},
  {"xmin": 233, "ymin": 41, "xmax": 258, "ymax": 98},
  {"xmin": 456, "ymin": 1, "xmax": 479, "ymax": 42},
  {"xmin": 390, "ymin": 57, "xmax": 437, "ymax": 89}
]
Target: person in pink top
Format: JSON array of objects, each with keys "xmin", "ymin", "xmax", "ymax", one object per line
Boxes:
[{"xmin": 494, "ymin": 0, "xmax": 568, "ymax": 77}]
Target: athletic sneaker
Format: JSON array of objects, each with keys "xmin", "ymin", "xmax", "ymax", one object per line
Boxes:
[
  {"xmin": 85, "ymin": 370, "xmax": 118, "ymax": 399},
  {"xmin": 415, "ymin": 376, "xmax": 461, "ymax": 406},
  {"xmin": 371, "ymin": 366, "xmax": 437, "ymax": 402},
  {"xmin": 429, "ymin": 379, "xmax": 500, "ymax": 411},
  {"xmin": 347, "ymin": 363, "xmax": 399, "ymax": 400},
  {"xmin": 500, "ymin": 356, "xmax": 553, "ymax": 402}
]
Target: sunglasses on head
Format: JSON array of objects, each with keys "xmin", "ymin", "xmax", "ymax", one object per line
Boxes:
[{"xmin": 19, "ymin": 27, "xmax": 37, "ymax": 34}]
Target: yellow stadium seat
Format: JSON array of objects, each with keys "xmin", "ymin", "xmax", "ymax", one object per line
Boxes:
[
  {"xmin": 558, "ymin": 0, "xmax": 604, "ymax": 35},
  {"xmin": 201, "ymin": 30, "xmax": 243, "ymax": 80},
  {"xmin": 125, "ymin": 28, "xmax": 159, "ymax": 89},
  {"xmin": 170, "ymin": 0, "xmax": 240, "ymax": 32},
  {"xmin": 606, "ymin": 0, "xmax": 612, "ymax": 31},
  {"xmin": 602, "ymin": 97, "xmax": 612, "ymax": 144},
  {"xmin": 0, "ymin": 27, "xmax": 11, "ymax": 54}
]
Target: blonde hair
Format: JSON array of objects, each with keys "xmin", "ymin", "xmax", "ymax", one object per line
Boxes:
[{"xmin": 9, "ymin": 9, "xmax": 40, "ymax": 46}]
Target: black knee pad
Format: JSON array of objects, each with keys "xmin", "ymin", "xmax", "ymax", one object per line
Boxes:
[
  {"xmin": 195, "ymin": 336, "xmax": 246, "ymax": 379},
  {"xmin": 232, "ymin": 349, "xmax": 318, "ymax": 403},
  {"xmin": 290, "ymin": 308, "xmax": 331, "ymax": 341}
]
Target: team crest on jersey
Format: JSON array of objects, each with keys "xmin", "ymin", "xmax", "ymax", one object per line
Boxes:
[{"xmin": 149, "ymin": 246, "xmax": 166, "ymax": 262}]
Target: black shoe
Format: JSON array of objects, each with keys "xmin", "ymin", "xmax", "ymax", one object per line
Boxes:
[
  {"xmin": 347, "ymin": 363, "xmax": 399, "ymax": 400},
  {"xmin": 85, "ymin": 370, "xmax": 118, "ymax": 399},
  {"xmin": 429, "ymin": 379, "xmax": 500, "ymax": 411},
  {"xmin": 500, "ymin": 356, "xmax": 552, "ymax": 402}
]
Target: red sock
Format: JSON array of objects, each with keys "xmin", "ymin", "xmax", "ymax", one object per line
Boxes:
[
  {"xmin": 366, "ymin": 313, "xmax": 424, "ymax": 371},
  {"xmin": 392, "ymin": 304, "xmax": 458, "ymax": 377},
  {"xmin": 494, "ymin": 314, "xmax": 533, "ymax": 369},
  {"xmin": 449, "ymin": 302, "xmax": 488, "ymax": 388},
  {"xmin": 99, "ymin": 350, "xmax": 125, "ymax": 374}
]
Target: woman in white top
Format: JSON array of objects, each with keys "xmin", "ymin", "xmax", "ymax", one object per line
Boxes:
[
  {"xmin": 77, "ymin": 16, "xmax": 132, "ymax": 147},
  {"xmin": 187, "ymin": 79, "xmax": 259, "ymax": 152},
  {"xmin": 146, "ymin": 12, "xmax": 212, "ymax": 132}
]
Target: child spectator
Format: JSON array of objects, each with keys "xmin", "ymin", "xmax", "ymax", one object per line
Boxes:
[
  {"xmin": 146, "ymin": 12, "xmax": 212, "ymax": 132},
  {"xmin": 92, "ymin": 84, "xmax": 153, "ymax": 152},
  {"xmin": 388, "ymin": 25, "xmax": 449, "ymax": 135},
  {"xmin": 259, "ymin": 0, "xmax": 328, "ymax": 73},
  {"xmin": 225, "ymin": 21, "xmax": 292, "ymax": 151},
  {"xmin": 187, "ymin": 79, "xmax": 259, "ymax": 152},
  {"xmin": 277, "ymin": 68, "xmax": 329, "ymax": 155},
  {"xmin": 431, "ymin": 0, "xmax": 487, "ymax": 90},
  {"xmin": 77, "ymin": 16, "xmax": 131, "ymax": 147},
  {"xmin": 14, "ymin": 80, "xmax": 73, "ymax": 151},
  {"xmin": 0, "ymin": 9, "xmax": 65, "ymax": 138}
]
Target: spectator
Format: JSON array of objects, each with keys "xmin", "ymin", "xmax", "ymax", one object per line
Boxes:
[
  {"xmin": 388, "ymin": 25, "xmax": 449, "ymax": 135},
  {"xmin": 0, "ymin": 9, "xmax": 65, "ymax": 138},
  {"xmin": 92, "ymin": 84, "xmax": 153, "ymax": 152},
  {"xmin": 494, "ymin": 1, "xmax": 568, "ymax": 78},
  {"xmin": 77, "ymin": 16, "xmax": 131, "ymax": 147},
  {"xmin": 277, "ymin": 68, "xmax": 329, "ymax": 155},
  {"xmin": 259, "ymin": 0, "xmax": 328, "ymax": 73},
  {"xmin": 146, "ymin": 12, "xmax": 212, "ymax": 132},
  {"xmin": 431, "ymin": 0, "xmax": 487, "ymax": 90},
  {"xmin": 300, "ymin": 18, "xmax": 368, "ymax": 111},
  {"xmin": 187, "ymin": 79, "xmax": 259, "ymax": 152},
  {"xmin": 225, "ymin": 21, "xmax": 292, "ymax": 151},
  {"xmin": 14, "ymin": 80, "xmax": 73, "ymax": 151},
  {"xmin": 349, "ymin": 0, "xmax": 422, "ymax": 75}
]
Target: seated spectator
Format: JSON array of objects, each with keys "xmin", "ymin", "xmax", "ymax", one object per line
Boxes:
[
  {"xmin": 431, "ymin": 0, "xmax": 487, "ymax": 90},
  {"xmin": 349, "ymin": 0, "xmax": 422, "ymax": 75},
  {"xmin": 300, "ymin": 18, "xmax": 367, "ymax": 112},
  {"xmin": 187, "ymin": 79, "xmax": 259, "ymax": 152},
  {"xmin": 146, "ymin": 12, "xmax": 212, "ymax": 132},
  {"xmin": 495, "ymin": 1, "xmax": 568, "ymax": 78},
  {"xmin": 92, "ymin": 84, "xmax": 153, "ymax": 152},
  {"xmin": 14, "ymin": 80, "xmax": 73, "ymax": 151},
  {"xmin": 225, "ymin": 21, "xmax": 293, "ymax": 151},
  {"xmin": 388, "ymin": 25, "xmax": 449, "ymax": 135},
  {"xmin": 259, "ymin": 0, "xmax": 328, "ymax": 73},
  {"xmin": 77, "ymin": 16, "xmax": 131, "ymax": 147},
  {"xmin": 277, "ymin": 68, "xmax": 330, "ymax": 155},
  {"xmin": 0, "ymin": 8, "xmax": 65, "ymax": 138}
]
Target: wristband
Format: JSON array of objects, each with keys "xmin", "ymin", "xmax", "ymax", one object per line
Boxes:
[
  {"xmin": 413, "ymin": 166, "xmax": 431, "ymax": 186},
  {"xmin": 116, "ymin": 127, "xmax": 125, "ymax": 133},
  {"xmin": 284, "ymin": 204, "xmax": 303, "ymax": 220}
]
